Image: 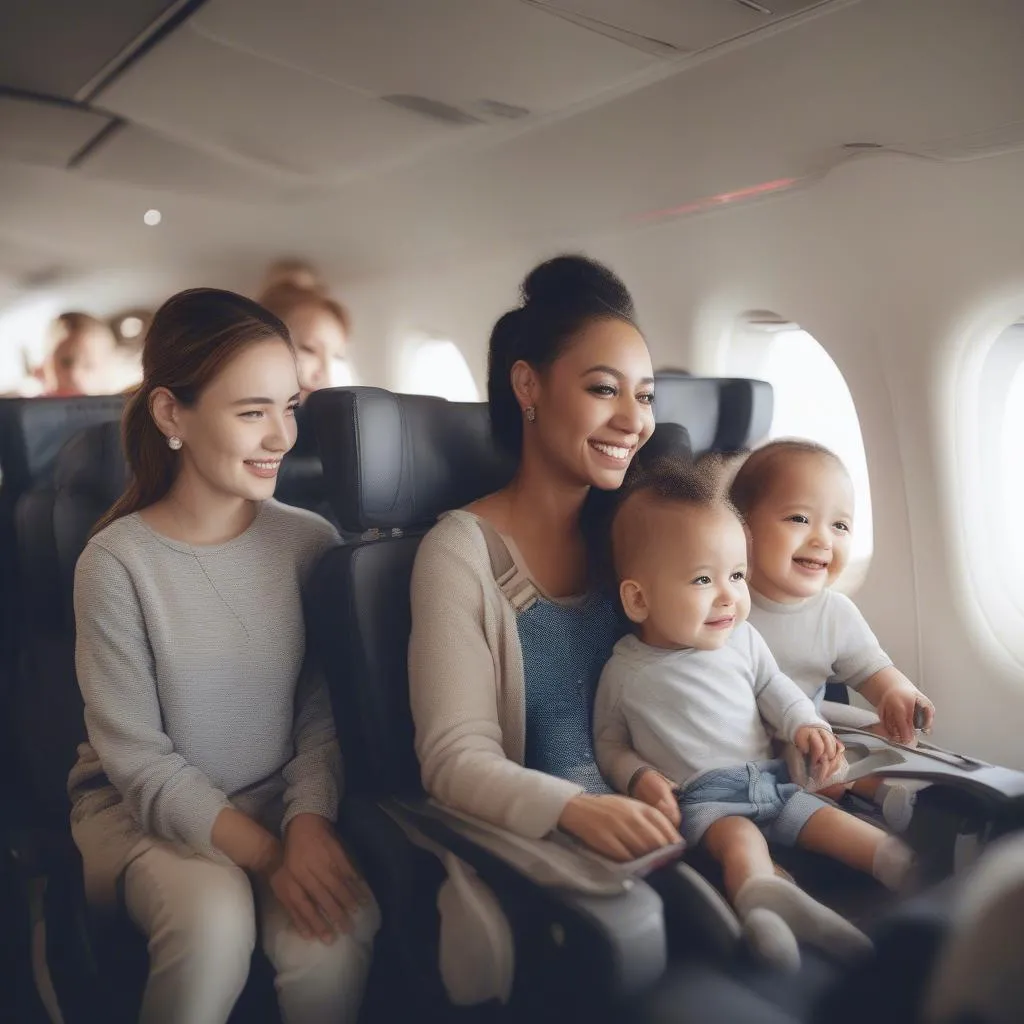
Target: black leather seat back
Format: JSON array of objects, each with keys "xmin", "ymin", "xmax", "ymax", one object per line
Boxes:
[
  {"xmin": 0, "ymin": 396, "xmax": 127, "ymax": 502},
  {"xmin": 13, "ymin": 422, "xmax": 127, "ymax": 826},
  {"xmin": 0, "ymin": 397, "xmax": 125, "ymax": 826},
  {"xmin": 714, "ymin": 378, "xmax": 773, "ymax": 451},
  {"xmin": 0, "ymin": 397, "xmax": 126, "ymax": 667},
  {"xmin": 652, "ymin": 374, "xmax": 773, "ymax": 452},
  {"xmin": 313, "ymin": 388, "xmax": 515, "ymax": 535},
  {"xmin": 279, "ymin": 403, "xmax": 335, "ymax": 525},
  {"xmin": 306, "ymin": 388, "xmax": 511, "ymax": 797}
]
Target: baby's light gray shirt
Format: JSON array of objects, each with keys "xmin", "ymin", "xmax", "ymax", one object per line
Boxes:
[
  {"xmin": 746, "ymin": 587, "xmax": 893, "ymax": 707},
  {"xmin": 594, "ymin": 622, "xmax": 828, "ymax": 791}
]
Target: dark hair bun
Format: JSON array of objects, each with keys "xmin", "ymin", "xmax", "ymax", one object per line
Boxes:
[
  {"xmin": 522, "ymin": 255, "xmax": 635, "ymax": 321},
  {"xmin": 487, "ymin": 254, "xmax": 640, "ymax": 457}
]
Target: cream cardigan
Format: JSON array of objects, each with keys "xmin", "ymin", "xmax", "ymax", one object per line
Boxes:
[{"xmin": 408, "ymin": 509, "xmax": 649, "ymax": 837}]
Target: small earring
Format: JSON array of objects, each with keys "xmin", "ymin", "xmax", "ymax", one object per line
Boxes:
[
  {"xmin": 524, "ymin": 406, "xmax": 536, "ymax": 422},
  {"xmin": 167, "ymin": 435, "xmax": 182, "ymax": 450}
]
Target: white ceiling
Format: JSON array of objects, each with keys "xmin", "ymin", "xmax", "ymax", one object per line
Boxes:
[{"xmin": 0, "ymin": 0, "xmax": 1021, "ymax": 292}]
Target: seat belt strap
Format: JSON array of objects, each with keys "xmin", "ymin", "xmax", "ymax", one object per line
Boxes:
[{"xmin": 474, "ymin": 517, "xmax": 539, "ymax": 614}]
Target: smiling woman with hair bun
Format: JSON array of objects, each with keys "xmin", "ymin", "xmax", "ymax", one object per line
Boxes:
[{"xmin": 410, "ymin": 254, "xmax": 680, "ymax": 858}]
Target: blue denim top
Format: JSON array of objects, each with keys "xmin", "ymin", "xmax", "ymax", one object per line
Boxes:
[{"xmin": 518, "ymin": 591, "xmax": 625, "ymax": 795}]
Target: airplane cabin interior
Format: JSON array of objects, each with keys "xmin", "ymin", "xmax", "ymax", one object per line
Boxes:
[{"xmin": 1, "ymin": 1, "xmax": 1024, "ymax": 1022}]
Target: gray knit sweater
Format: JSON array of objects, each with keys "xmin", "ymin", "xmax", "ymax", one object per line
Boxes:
[{"xmin": 68, "ymin": 499, "xmax": 340, "ymax": 907}]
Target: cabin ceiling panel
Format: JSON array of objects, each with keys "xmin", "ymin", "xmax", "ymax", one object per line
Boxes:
[
  {"xmin": 189, "ymin": 0, "xmax": 660, "ymax": 117},
  {"xmin": 523, "ymin": 0, "xmax": 838, "ymax": 53},
  {"xmin": 0, "ymin": 0, "xmax": 181, "ymax": 99},
  {"xmin": 92, "ymin": 24, "xmax": 459, "ymax": 183},
  {"xmin": 0, "ymin": 0, "xmax": 1021, "ymax": 284},
  {"xmin": 75, "ymin": 124, "xmax": 312, "ymax": 201},
  {"xmin": 0, "ymin": 95, "xmax": 112, "ymax": 167}
]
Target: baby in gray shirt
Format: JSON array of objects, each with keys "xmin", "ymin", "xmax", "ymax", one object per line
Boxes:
[
  {"xmin": 730, "ymin": 440, "xmax": 936, "ymax": 830},
  {"xmin": 595, "ymin": 457, "xmax": 914, "ymax": 971}
]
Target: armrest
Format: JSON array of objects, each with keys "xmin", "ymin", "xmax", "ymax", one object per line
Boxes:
[
  {"xmin": 832, "ymin": 727, "xmax": 1024, "ymax": 802},
  {"xmin": 820, "ymin": 700, "xmax": 879, "ymax": 730},
  {"xmin": 386, "ymin": 798, "xmax": 669, "ymax": 996},
  {"xmin": 398, "ymin": 797, "xmax": 683, "ymax": 894}
]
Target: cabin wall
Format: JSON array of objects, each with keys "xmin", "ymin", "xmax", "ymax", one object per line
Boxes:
[{"xmin": 341, "ymin": 148, "xmax": 1024, "ymax": 768}]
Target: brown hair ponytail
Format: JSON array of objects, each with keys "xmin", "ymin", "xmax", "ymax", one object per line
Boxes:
[{"xmin": 92, "ymin": 288, "xmax": 290, "ymax": 536}]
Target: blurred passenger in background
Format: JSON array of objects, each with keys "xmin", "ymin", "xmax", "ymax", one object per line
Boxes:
[
  {"xmin": 258, "ymin": 274, "xmax": 353, "ymax": 403},
  {"xmin": 106, "ymin": 308, "xmax": 152, "ymax": 392},
  {"xmin": 258, "ymin": 258, "xmax": 330, "ymax": 299},
  {"xmin": 40, "ymin": 312, "xmax": 120, "ymax": 396}
]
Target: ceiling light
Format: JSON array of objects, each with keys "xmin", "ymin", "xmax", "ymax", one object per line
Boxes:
[
  {"xmin": 120, "ymin": 316, "xmax": 144, "ymax": 339},
  {"xmin": 143, "ymin": 209, "xmax": 162, "ymax": 226}
]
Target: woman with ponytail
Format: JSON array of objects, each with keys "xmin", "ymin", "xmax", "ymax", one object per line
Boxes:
[
  {"xmin": 69, "ymin": 288, "xmax": 378, "ymax": 1024},
  {"xmin": 409, "ymin": 256, "xmax": 681, "ymax": 860}
]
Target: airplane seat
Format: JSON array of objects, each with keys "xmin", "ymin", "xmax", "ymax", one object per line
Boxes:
[
  {"xmin": 305, "ymin": 386, "xmax": 676, "ymax": 1021},
  {"xmin": 0, "ymin": 396, "xmax": 125, "ymax": 832},
  {"xmin": 13, "ymin": 422, "xmax": 128, "ymax": 838},
  {"xmin": 13, "ymin": 419, "xmax": 291, "ymax": 1024},
  {"xmin": 11, "ymin": 407, "xmax": 341, "ymax": 843},
  {"xmin": 302, "ymin": 379, "xmax": 785, "ymax": 1020},
  {"xmin": 278, "ymin": 401, "xmax": 345, "ymax": 529}
]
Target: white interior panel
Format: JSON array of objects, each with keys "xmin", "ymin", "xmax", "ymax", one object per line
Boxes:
[
  {"xmin": 0, "ymin": 96, "xmax": 111, "ymax": 167},
  {"xmin": 190, "ymin": 0, "xmax": 659, "ymax": 114},
  {"xmin": 525, "ymin": 0, "xmax": 832, "ymax": 52},
  {"xmin": 93, "ymin": 23, "xmax": 455, "ymax": 182},
  {"xmin": 76, "ymin": 124, "xmax": 314, "ymax": 200}
]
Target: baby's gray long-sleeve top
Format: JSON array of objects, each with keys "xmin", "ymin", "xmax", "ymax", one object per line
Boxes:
[
  {"xmin": 594, "ymin": 623, "xmax": 830, "ymax": 792},
  {"xmin": 69, "ymin": 499, "xmax": 340, "ymax": 869}
]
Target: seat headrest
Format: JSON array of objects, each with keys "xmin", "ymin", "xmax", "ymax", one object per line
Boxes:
[
  {"xmin": 653, "ymin": 375, "xmax": 772, "ymax": 453},
  {"xmin": 54, "ymin": 420, "xmax": 128, "ymax": 508},
  {"xmin": 0, "ymin": 395, "xmax": 125, "ymax": 499},
  {"xmin": 307, "ymin": 387, "xmax": 515, "ymax": 533},
  {"xmin": 310, "ymin": 378, "xmax": 772, "ymax": 533},
  {"xmin": 715, "ymin": 378, "xmax": 773, "ymax": 451},
  {"xmin": 634, "ymin": 423, "xmax": 693, "ymax": 471}
]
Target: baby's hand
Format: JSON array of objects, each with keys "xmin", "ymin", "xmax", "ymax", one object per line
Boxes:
[
  {"xmin": 794, "ymin": 726, "xmax": 845, "ymax": 786},
  {"xmin": 877, "ymin": 687, "xmax": 935, "ymax": 744},
  {"xmin": 631, "ymin": 768, "xmax": 682, "ymax": 828}
]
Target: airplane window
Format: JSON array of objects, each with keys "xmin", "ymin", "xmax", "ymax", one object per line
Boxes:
[
  {"xmin": 731, "ymin": 317, "xmax": 873, "ymax": 585},
  {"xmin": 975, "ymin": 321, "xmax": 1024, "ymax": 616},
  {"xmin": 1003, "ymin": 359, "xmax": 1024, "ymax": 579},
  {"xmin": 399, "ymin": 336, "xmax": 480, "ymax": 402}
]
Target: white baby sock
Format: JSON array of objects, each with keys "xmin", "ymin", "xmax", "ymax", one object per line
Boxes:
[
  {"xmin": 735, "ymin": 875, "xmax": 873, "ymax": 962},
  {"xmin": 740, "ymin": 906, "xmax": 801, "ymax": 972},
  {"xmin": 878, "ymin": 782, "xmax": 918, "ymax": 833},
  {"xmin": 872, "ymin": 835, "xmax": 916, "ymax": 891}
]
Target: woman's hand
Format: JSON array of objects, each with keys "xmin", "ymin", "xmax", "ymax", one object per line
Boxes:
[
  {"xmin": 558, "ymin": 793, "xmax": 682, "ymax": 862},
  {"xmin": 794, "ymin": 726, "xmax": 845, "ymax": 786},
  {"xmin": 265, "ymin": 813, "xmax": 372, "ymax": 943},
  {"xmin": 630, "ymin": 768, "xmax": 682, "ymax": 827}
]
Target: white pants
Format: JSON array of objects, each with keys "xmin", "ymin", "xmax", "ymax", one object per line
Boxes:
[{"xmin": 124, "ymin": 844, "xmax": 381, "ymax": 1024}]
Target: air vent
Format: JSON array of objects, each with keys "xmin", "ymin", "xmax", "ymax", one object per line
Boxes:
[
  {"xmin": 20, "ymin": 264, "xmax": 71, "ymax": 290},
  {"xmin": 730, "ymin": 0, "xmax": 835, "ymax": 14},
  {"xmin": 744, "ymin": 311, "xmax": 797, "ymax": 332},
  {"xmin": 520, "ymin": 2, "xmax": 685, "ymax": 58},
  {"xmin": 477, "ymin": 99, "xmax": 531, "ymax": 120},
  {"xmin": 381, "ymin": 94, "xmax": 483, "ymax": 127},
  {"xmin": 523, "ymin": 1, "xmax": 840, "ymax": 58}
]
